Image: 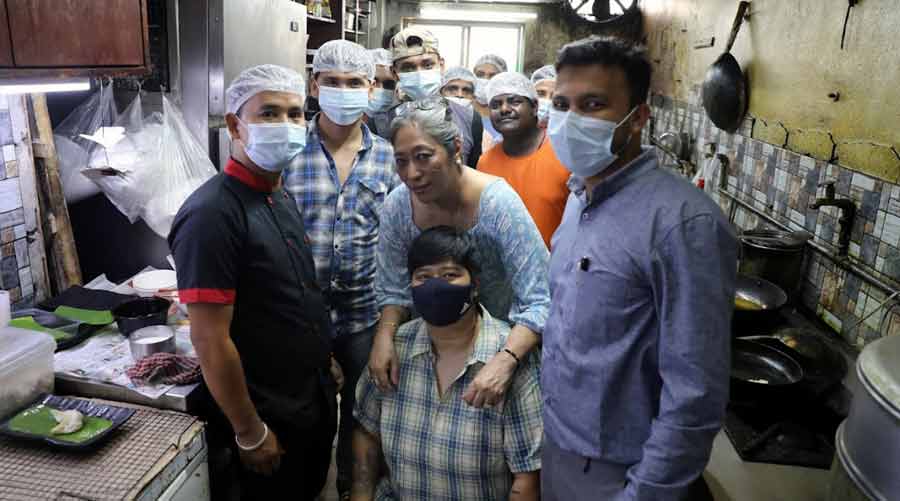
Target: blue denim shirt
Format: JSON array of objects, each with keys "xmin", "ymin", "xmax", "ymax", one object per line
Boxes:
[{"xmin": 543, "ymin": 148, "xmax": 738, "ymax": 501}]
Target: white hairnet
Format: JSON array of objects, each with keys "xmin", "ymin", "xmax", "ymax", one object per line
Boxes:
[
  {"xmin": 313, "ymin": 39, "xmax": 375, "ymax": 80},
  {"xmin": 368, "ymin": 48, "xmax": 393, "ymax": 68},
  {"xmin": 486, "ymin": 72, "xmax": 537, "ymax": 103},
  {"xmin": 531, "ymin": 64, "xmax": 557, "ymax": 84},
  {"xmin": 442, "ymin": 67, "xmax": 477, "ymax": 88},
  {"xmin": 474, "ymin": 54, "xmax": 508, "ymax": 73},
  {"xmin": 226, "ymin": 64, "xmax": 306, "ymax": 115}
]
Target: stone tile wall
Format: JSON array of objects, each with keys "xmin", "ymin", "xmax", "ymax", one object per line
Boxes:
[
  {"xmin": 649, "ymin": 93, "xmax": 900, "ymax": 349},
  {"xmin": 0, "ymin": 95, "xmax": 36, "ymax": 309}
]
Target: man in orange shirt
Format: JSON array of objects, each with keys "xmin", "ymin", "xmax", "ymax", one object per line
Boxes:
[{"xmin": 476, "ymin": 72, "xmax": 571, "ymax": 248}]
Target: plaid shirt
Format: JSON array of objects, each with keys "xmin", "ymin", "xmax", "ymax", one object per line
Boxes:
[
  {"xmin": 354, "ymin": 308, "xmax": 543, "ymax": 500},
  {"xmin": 284, "ymin": 118, "xmax": 400, "ymax": 336}
]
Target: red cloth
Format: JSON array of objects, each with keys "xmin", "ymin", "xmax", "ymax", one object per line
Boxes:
[{"xmin": 127, "ymin": 353, "xmax": 202, "ymax": 385}]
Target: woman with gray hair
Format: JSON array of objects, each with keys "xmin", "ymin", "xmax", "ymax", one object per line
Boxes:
[{"xmin": 368, "ymin": 97, "xmax": 550, "ymax": 409}]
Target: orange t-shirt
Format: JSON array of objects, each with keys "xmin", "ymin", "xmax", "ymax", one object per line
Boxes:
[{"xmin": 477, "ymin": 137, "xmax": 571, "ymax": 248}]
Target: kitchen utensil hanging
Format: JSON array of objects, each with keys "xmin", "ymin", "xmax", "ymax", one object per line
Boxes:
[{"xmin": 701, "ymin": 1, "xmax": 751, "ymax": 132}]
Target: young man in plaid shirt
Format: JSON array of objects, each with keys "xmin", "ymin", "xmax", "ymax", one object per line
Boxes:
[{"xmin": 283, "ymin": 40, "xmax": 400, "ymax": 501}]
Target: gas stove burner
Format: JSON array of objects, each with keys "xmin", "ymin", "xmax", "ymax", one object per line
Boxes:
[{"xmin": 723, "ymin": 406, "xmax": 839, "ymax": 469}]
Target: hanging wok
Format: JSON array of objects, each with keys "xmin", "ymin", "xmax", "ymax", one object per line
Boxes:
[{"xmin": 702, "ymin": 1, "xmax": 750, "ymax": 132}]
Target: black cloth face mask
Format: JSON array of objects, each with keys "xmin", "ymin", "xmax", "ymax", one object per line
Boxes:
[{"xmin": 411, "ymin": 278, "xmax": 475, "ymax": 327}]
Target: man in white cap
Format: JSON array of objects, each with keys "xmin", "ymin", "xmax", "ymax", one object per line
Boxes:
[
  {"xmin": 283, "ymin": 40, "xmax": 400, "ymax": 501},
  {"xmin": 473, "ymin": 53, "xmax": 508, "ymax": 80},
  {"xmin": 440, "ymin": 66, "xmax": 477, "ymax": 104},
  {"xmin": 477, "ymin": 71, "xmax": 570, "ymax": 249},
  {"xmin": 364, "ymin": 48, "xmax": 397, "ymax": 140},
  {"xmin": 388, "ymin": 26, "xmax": 483, "ymax": 167},
  {"xmin": 169, "ymin": 64, "xmax": 342, "ymax": 500},
  {"xmin": 531, "ymin": 64, "xmax": 557, "ymax": 128},
  {"xmin": 472, "ymin": 54, "xmax": 510, "ymax": 151}
]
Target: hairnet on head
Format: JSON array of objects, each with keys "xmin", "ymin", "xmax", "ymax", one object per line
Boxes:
[
  {"xmin": 226, "ymin": 64, "xmax": 306, "ymax": 115},
  {"xmin": 442, "ymin": 67, "xmax": 477, "ymax": 88},
  {"xmin": 531, "ymin": 64, "xmax": 557, "ymax": 84},
  {"xmin": 474, "ymin": 54, "xmax": 508, "ymax": 73},
  {"xmin": 368, "ymin": 48, "xmax": 393, "ymax": 68},
  {"xmin": 486, "ymin": 72, "xmax": 537, "ymax": 103},
  {"xmin": 313, "ymin": 40, "xmax": 375, "ymax": 80}
]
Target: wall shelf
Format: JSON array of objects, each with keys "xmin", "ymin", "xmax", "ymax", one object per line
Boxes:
[{"xmin": 308, "ymin": 15, "xmax": 336, "ymax": 24}]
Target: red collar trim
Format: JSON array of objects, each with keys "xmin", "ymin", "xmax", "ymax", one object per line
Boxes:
[{"xmin": 224, "ymin": 158, "xmax": 278, "ymax": 192}]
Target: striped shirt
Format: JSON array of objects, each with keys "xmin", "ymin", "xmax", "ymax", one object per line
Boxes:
[
  {"xmin": 284, "ymin": 118, "xmax": 400, "ymax": 336},
  {"xmin": 354, "ymin": 307, "xmax": 543, "ymax": 500}
]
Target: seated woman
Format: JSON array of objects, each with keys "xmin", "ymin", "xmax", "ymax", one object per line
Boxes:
[
  {"xmin": 370, "ymin": 97, "xmax": 549, "ymax": 409},
  {"xmin": 352, "ymin": 227, "xmax": 542, "ymax": 501}
]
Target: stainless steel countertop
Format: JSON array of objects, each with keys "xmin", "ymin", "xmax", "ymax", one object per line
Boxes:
[{"xmin": 55, "ymin": 373, "xmax": 206, "ymax": 413}]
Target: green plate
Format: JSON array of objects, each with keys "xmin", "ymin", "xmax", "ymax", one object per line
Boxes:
[
  {"xmin": 7, "ymin": 405, "xmax": 112, "ymax": 444},
  {"xmin": 0, "ymin": 395, "xmax": 134, "ymax": 449}
]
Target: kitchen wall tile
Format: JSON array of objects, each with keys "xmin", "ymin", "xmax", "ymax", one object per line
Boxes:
[
  {"xmin": 883, "ymin": 213, "xmax": 900, "ymax": 246},
  {"xmin": 0, "ymin": 111, "xmax": 12, "ymax": 145},
  {"xmin": 5, "ymin": 160, "xmax": 16, "ymax": 178},
  {"xmin": 13, "ymin": 238, "xmax": 27, "ymax": 266},
  {"xmin": 852, "ymin": 172, "xmax": 877, "ymax": 192},
  {"xmin": 0, "ymin": 178, "xmax": 22, "ymax": 213},
  {"xmin": 652, "ymin": 97, "xmax": 900, "ymax": 347},
  {"xmin": 861, "ymin": 235, "xmax": 878, "ymax": 266},
  {"xmin": 18, "ymin": 266, "xmax": 32, "ymax": 290},
  {"xmin": 2, "ymin": 145, "xmax": 14, "ymax": 165},
  {"xmin": 0, "ymin": 255, "xmax": 18, "ymax": 289},
  {"xmin": 0, "ymin": 208, "xmax": 24, "ymax": 229}
]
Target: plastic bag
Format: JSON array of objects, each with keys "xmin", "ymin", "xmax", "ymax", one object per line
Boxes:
[
  {"xmin": 141, "ymin": 96, "xmax": 216, "ymax": 238},
  {"xmin": 54, "ymin": 82, "xmax": 119, "ymax": 204},
  {"xmin": 86, "ymin": 94, "xmax": 215, "ymax": 238},
  {"xmin": 86, "ymin": 93, "xmax": 161, "ymax": 223}
]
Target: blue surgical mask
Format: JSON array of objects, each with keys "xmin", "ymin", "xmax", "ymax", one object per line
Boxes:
[
  {"xmin": 547, "ymin": 107, "xmax": 637, "ymax": 178},
  {"xmin": 398, "ymin": 69, "xmax": 443, "ymax": 100},
  {"xmin": 537, "ymin": 99, "xmax": 552, "ymax": 122},
  {"xmin": 238, "ymin": 119, "xmax": 307, "ymax": 173},
  {"xmin": 482, "ymin": 114, "xmax": 503, "ymax": 142},
  {"xmin": 366, "ymin": 87, "xmax": 395, "ymax": 116},
  {"xmin": 317, "ymin": 86, "xmax": 369, "ymax": 126},
  {"xmin": 475, "ymin": 78, "xmax": 490, "ymax": 105}
]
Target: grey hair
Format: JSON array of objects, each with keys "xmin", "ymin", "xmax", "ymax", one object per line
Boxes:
[{"xmin": 389, "ymin": 106, "xmax": 461, "ymax": 159}]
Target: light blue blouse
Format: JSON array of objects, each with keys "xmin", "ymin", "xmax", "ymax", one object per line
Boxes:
[{"xmin": 375, "ymin": 178, "xmax": 550, "ymax": 334}]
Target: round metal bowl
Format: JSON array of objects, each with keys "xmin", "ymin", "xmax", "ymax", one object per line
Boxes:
[
  {"xmin": 128, "ymin": 325, "xmax": 175, "ymax": 361},
  {"xmin": 113, "ymin": 297, "xmax": 171, "ymax": 336}
]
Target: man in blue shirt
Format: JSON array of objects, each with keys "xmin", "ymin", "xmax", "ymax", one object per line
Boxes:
[
  {"xmin": 283, "ymin": 40, "xmax": 399, "ymax": 501},
  {"xmin": 541, "ymin": 37, "xmax": 738, "ymax": 501}
]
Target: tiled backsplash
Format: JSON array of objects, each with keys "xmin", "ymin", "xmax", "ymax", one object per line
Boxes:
[{"xmin": 648, "ymin": 93, "xmax": 900, "ymax": 349}]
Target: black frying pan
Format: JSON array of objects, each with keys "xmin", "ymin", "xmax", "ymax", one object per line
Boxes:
[
  {"xmin": 702, "ymin": 1, "xmax": 750, "ymax": 132},
  {"xmin": 732, "ymin": 274, "xmax": 787, "ymax": 336},
  {"xmin": 731, "ymin": 338, "xmax": 804, "ymax": 403}
]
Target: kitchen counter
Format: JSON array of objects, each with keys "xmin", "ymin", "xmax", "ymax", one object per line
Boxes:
[
  {"xmin": 0, "ymin": 399, "xmax": 209, "ymax": 500},
  {"xmin": 55, "ymin": 373, "xmax": 206, "ymax": 413},
  {"xmin": 705, "ymin": 431, "xmax": 830, "ymax": 501}
]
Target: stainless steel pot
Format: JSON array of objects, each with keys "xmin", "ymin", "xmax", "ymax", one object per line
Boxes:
[
  {"xmin": 739, "ymin": 230, "xmax": 809, "ymax": 300},
  {"xmin": 129, "ymin": 325, "xmax": 176, "ymax": 361},
  {"xmin": 833, "ymin": 334, "xmax": 900, "ymax": 500}
]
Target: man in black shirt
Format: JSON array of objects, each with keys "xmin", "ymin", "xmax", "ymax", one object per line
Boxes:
[{"xmin": 169, "ymin": 64, "xmax": 341, "ymax": 500}]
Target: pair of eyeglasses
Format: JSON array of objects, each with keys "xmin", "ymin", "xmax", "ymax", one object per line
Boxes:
[{"xmin": 395, "ymin": 96, "xmax": 453, "ymax": 122}]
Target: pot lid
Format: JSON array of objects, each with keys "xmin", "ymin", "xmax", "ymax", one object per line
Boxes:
[
  {"xmin": 741, "ymin": 229, "xmax": 811, "ymax": 250},
  {"xmin": 857, "ymin": 334, "xmax": 900, "ymax": 413}
]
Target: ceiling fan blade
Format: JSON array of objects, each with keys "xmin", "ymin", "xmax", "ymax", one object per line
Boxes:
[{"xmin": 572, "ymin": 0, "xmax": 590, "ymax": 13}]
